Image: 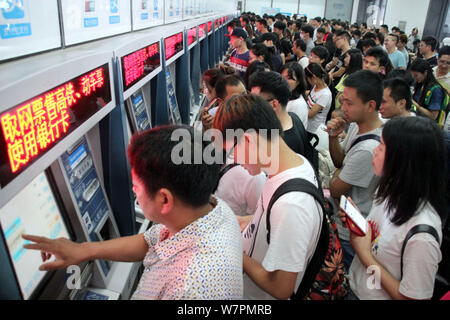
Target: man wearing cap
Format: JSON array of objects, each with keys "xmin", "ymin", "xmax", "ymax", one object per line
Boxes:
[{"xmin": 227, "ymin": 28, "xmax": 250, "ymax": 78}]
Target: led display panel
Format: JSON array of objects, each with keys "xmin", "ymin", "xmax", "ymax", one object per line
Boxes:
[
  {"xmin": 120, "ymin": 41, "xmax": 160, "ymax": 91},
  {"xmin": 164, "ymin": 32, "xmax": 183, "ymax": 61},
  {"xmin": 0, "ymin": 64, "xmax": 111, "ymax": 188}
]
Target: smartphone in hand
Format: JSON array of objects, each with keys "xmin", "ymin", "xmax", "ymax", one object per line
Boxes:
[{"xmin": 340, "ymin": 196, "xmax": 367, "ymax": 237}]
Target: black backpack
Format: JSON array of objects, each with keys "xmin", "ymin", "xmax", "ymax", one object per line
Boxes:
[
  {"xmin": 288, "ymin": 112, "xmax": 320, "ymax": 175},
  {"xmin": 265, "ymin": 178, "xmax": 349, "ymax": 300}
]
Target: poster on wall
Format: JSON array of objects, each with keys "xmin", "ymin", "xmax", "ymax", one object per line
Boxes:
[
  {"xmin": 325, "ymin": 0, "xmax": 353, "ymax": 22},
  {"xmin": 164, "ymin": 0, "xmax": 182, "ymax": 23},
  {"xmin": 0, "ymin": 0, "xmax": 61, "ymax": 61},
  {"xmin": 61, "ymin": 0, "xmax": 131, "ymax": 46},
  {"xmin": 132, "ymin": 0, "xmax": 164, "ymax": 30},
  {"xmin": 183, "ymin": 0, "xmax": 196, "ymax": 19},
  {"xmin": 365, "ymin": 0, "xmax": 387, "ymax": 28}
]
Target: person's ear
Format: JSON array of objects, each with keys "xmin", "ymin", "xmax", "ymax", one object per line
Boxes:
[
  {"xmin": 367, "ymin": 100, "xmax": 377, "ymax": 113},
  {"xmin": 158, "ymin": 188, "xmax": 174, "ymax": 216},
  {"xmin": 398, "ymin": 98, "xmax": 407, "ymax": 111}
]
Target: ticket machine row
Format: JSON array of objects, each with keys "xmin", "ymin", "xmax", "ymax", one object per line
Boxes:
[{"xmin": 0, "ymin": 13, "xmax": 234, "ymax": 300}]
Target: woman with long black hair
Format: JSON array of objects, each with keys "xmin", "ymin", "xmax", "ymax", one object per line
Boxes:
[
  {"xmin": 410, "ymin": 58, "xmax": 449, "ymax": 127},
  {"xmin": 340, "ymin": 116, "xmax": 447, "ymax": 300},
  {"xmin": 280, "ymin": 61, "xmax": 309, "ymax": 129}
]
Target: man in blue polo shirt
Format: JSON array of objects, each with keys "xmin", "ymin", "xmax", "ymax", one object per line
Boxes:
[
  {"xmin": 227, "ymin": 28, "xmax": 250, "ymax": 78},
  {"xmin": 385, "ymin": 34, "xmax": 407, "ymax": 69}
]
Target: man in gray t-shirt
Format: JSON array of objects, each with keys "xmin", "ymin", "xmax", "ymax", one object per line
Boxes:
[
  {"xmin": 336, "ymin": 123, "xmax": 382, "ymax": 242},
  {"xmin": 326, "ymin": 70, "xmax": 384, "ymax": 272}
]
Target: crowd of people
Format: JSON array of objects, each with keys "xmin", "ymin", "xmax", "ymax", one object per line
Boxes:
[
  {"xmin": 22, "ymin": 13, "xmax": 450, "ymax": 301},
  {"xmin": 198, "ymin": 12, "xmax": 450, "ymax": 300}
]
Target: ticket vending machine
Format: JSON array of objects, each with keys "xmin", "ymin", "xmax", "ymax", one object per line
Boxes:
[
  {"xmin": 155, "ymin": 25, "xmax": 188, "ymax": 125},
  {"xmin": 199, "ymin": 22, "xmax": 209, "ymax": 74},
  {"xmin": 0, "ymin": 49, "xmax": 139, "ymax": 300},
  {"xmin": 207, "ymin": 20, "xmax": 215, "ymax": 69},
  {"xmin": 186, "ymin": 22, "xmax": 202, "ymax": 124},
  {"xmin": 112, "ymin": 29, "xmax": 164, "ymax": 227}
]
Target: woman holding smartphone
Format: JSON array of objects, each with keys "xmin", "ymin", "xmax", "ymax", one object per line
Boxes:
[{"xmin": 339, "ymin": 117, "xmax": 447, "ymax": 300}]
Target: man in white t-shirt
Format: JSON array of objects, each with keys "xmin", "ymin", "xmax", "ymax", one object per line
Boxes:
[
  {"xmin": 215, "ymin": 164, "xmax": 266, "ymax": 216},
  {"xmin": 326, "ymin": 70, "xmax": 384, "ymax": 271},
  {"xmin": 213, "ymin": 94, "xmax": 322, "ymax": 300}
]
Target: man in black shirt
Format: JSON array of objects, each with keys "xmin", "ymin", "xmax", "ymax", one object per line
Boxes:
[
  {"xmin": 248, "ymin": 71, "xmax": 310, "ymax": 157},
  {"xmin": 420, "ymin": 36, "xmax": 438, "ymax": 67}
]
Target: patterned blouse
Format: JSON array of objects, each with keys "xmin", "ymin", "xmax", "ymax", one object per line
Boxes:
[{"xmin": 131, "ymin": 197, "xmax": 243, "ymax": 300}]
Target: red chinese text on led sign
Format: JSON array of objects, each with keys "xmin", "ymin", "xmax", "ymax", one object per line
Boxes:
[
  {"xmin": 188, "ymin": 27, "xmax": 197, "ymax": 46},
  {"xmin": 207, "ymin": 21, "xmax": 212, "ymax": 33},
  {"xmin": 122, "ymin": 42, "xmax": 160, "ymax": 87},
  {"xmin": 1, "ymin": 68, "xmax": 105, "ymax": 174},
  {"xmin": 165, "ymin": 32, "xmax": 183, "ymax": 61}
]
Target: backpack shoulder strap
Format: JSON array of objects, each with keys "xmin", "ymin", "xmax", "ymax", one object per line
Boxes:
[
  {"xmin": 348, "ymin": 134, "xmax": 380, "ymax": 152},
  {"xmin": 265, "ymin": 178, "xmax": 325, "ymax": 244},
  {"xmin": 213, "ymin": 163, "xmax": 240, "ymax": 193},
  {"xmin": 400, "ymin": 224, "xmax": 440, "ymax": 280}
]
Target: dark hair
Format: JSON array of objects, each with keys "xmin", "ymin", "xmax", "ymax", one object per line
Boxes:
[
  {"xmin": 260, "ymin": 32, "xmax": 279, "ymax": 46},
  {"xmin": 410, "ymin": 58, "xmax": 440, "ymax": 107},
  {"xmin": 257, "ymin": 18, "xmax": 268, "ymax": 28},
  {"xmin": 317, "ymin": 27, "xmax": 326, "ymax": 34},
  {"xmin": 383, "ymin": 77, "xmax": 412, "ymax": 110},
  {"xmin": 387, "ymin": 33, "xmax": 399, "ymax": 44},
  {"xmin": 280, "ymin": 61, "xmax": 308, "ymax": 101},
  {"xmin": 274, "ymin": 21, "xmax": 286, "ymax": 32},
  {"xmin": 386, "ymin": 69, "xmax": 414, "ymax": 87},
  {"xmin": 344, "ymin": 49, "xmax": 363, "ymax": 75},
  {"xmin": 381, "ymin": 24, "xmax": 389, "ymax": 30},
  {"xmin": 363, "ymin": 32, "xmax": 377, "ymax": 41},
  {"xmin": 392, "ymin": 26, "xmax": 400, "ymax": 32},
  {"xmin": 376, "ymin": 32, "xmax": 385, "ymax": 44},
  {"xmin": 215, "ymin": 75, "xmax": 245, "ymax": 100},
  {"xmin": 366, "ymin": 47, "xmax": 394, "ymax": 75},
  {"xmin": 352, "ymin": 30, "xmax": 361, "ymax": 37},
  {"xmin": 241, "ymin": 15, "xmax": 250, "ymax": 24},
  {"xmin": 128, "ymin": 125, "xmax": 221, "ymax": 208},
  {"xmin": 304, "ymin": 62, "xmax": 331, "ymax": 86},
  {"xmin": 343, "ymin": 70, "xmax": 383, "ymax": 110},
  {"xmin": 249, "ymin": 71, "xmax": 291, "ymax": 107},
  {"xmin": 421, "ymin": 36, "xmax": 438, "ymax": 52},
  {"xmin": 279, "ymin": 38, "xmax": 293, "ymax": 56},
  {"xmin": 336, "ymin": 30, "xmax": 351, "ymax": 43},
  {"xmin": 399, "ymin": 33, "xmax": 408, "ymax": 44},
  {"xmin": 202, "ymin": 66, "xmax": 235, "ymax": 91},
  {"xmin": 243, "ymin": 60, "xmax": 270, "ymax": 89},
  {"xmin": 310, "ymin": 46, "xmax": 330, "ymax": 67},
  {"xmin": 294, "ymin": 38, "xmax": 307, "ymax": 52},
  {"xmin": 227, "ymin": 18, "xmax": 241, "ymax": 29},
  {"xmin": 301, "ymin": 24, "xmax": 314, "ymax": 38},
  {"xmin": 376, "ymin": 117, "xmax": 448, "ymax": 225},
  {"xmin": 213, "ymin": 94, "xmax": 283, "ymax": 140},
  {"xmin": 250, "ymin": 43, "xmax": 272, "ymax": 67},
  {"xmin": 438, "ymin": 45, "xmax": 450, "ymax": 58}
]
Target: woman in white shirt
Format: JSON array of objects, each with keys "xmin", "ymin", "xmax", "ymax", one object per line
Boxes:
[
  {"xmin": 304, "ymin": 63, "xmax": 333, "ymax": 134},
  {"xmin": 339, "ymin": 117, "xmax": 447, "ymax": 300},
  {"xmin": 280, "ymin": 61, "xmax": 309, "ymax": 129}
]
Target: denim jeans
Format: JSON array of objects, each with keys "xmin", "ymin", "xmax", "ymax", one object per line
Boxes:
[{"xmin": 340, "ymin": 238, "xmax": 356, "ymax": 273}]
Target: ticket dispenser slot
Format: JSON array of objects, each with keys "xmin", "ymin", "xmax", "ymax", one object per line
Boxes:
[{"xmin": 58, "ymin": 136, "xmax": 120, "ymax": 287}]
